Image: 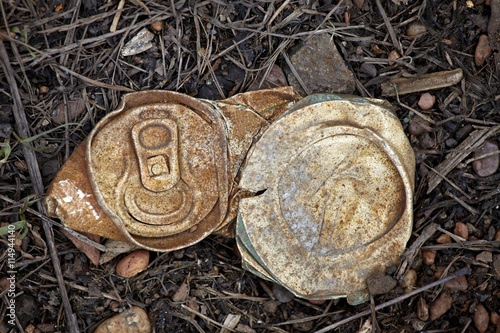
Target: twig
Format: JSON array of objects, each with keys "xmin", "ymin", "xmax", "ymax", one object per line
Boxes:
[
  {"xmin": 181, "ymin": 304, "xmax": 236, "ymax": 332},
  {"xmin": 396, "ymin": 222, "xmax": 439, "ymax": 280},
  {"xmin": 0, "ymin": 40, "xmax": 80, "ymax": 333},
  {"xmin": 39, "ymin": 272, "xmax": 121, "ymax": 302},
  {"xmin": 314, "ymin": 267, "xmax": 471, "ymax": 333},
  {"xmin": 375, "ymin": 0, "xmax": 402, "ymax": 55}
]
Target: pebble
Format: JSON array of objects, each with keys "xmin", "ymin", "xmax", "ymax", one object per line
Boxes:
[
  {"xmin": 444, "ymin": 275, "xmax": 468, "ymax": 291},
  {"xmin": 476, "ymin": 251, "xmax": 493, "ymax": 263},
  {"xmin": 400, "ymin": 269, "xmax": 417, "ymax": 293},
  {"xmin": 94, "ymin": 306, "xmax": 151, "ymax": 333},
  {"xmin": 429, "ymin": 292, "xmax": 453, "ymax": 320},
  {"xmin": 406, "ymin": 22, "xmax": 427, "ymax": 38},
  {"xmin": 387, "ymin": 50, "xmax": 400, "ymax": 65},
  {"xmin": 418, "ymin": 93, "xmax": 436, "ymax": 110},
  {"xmin": 408, "ymin": 116, "xmax": 431, "ymax": 137},
  {"xmin": 491, "ymin": 311, "xmax": 500, "ymax": 325},
  {"xmin": 436, "ymin": 233, "xmax": 452, "ymax": 244},
  {"xmin": 286, "ymin": 33, "xmax": 355, "ymax": 95},
  {"xmin": 51, "ymin": 100, "xmax": 86, "ymax": 124},
  {"xmin": 149, "ymin": 20, "xmax": 164, "ymax": 32},
  {"xmin": 417, "ymin": 297, "xmax": 429, "ymax": 321},
  {"xmin": 39, "ymin": 86, "xmax": 50, "ymax": 94},
  {"xmin": 0, "ymin": 29, "xmax": 16, "ymax": 41},
  {"xmin": 116, "ymin": 250, "xmax": 150, "ymax": 278},
  {"xmin": 367, "ymin": 274, "xmax": 397, "ymax": 295},
  {"xmin": 272, "ymin": 283, "xmax": 294, "ymax": 303},
  {"xmin": 454, "ymin": 222, "xmax": 469, "ymax": 240},
  {"xmin": 263, "ymin": 300, "xmax": 280, "ymax": 314},
  {"xmin": 474, "ymin": 304, "xmax": 489, "ymax": 333},
  {"xmin": 422, "ymin": 250, "xmax": 437, "ymax": 265},
  {"xmin": 472, "ymin": 139, "xmax": 499, "ymax": 177},
  {"xmin": 475, "ymin": 35, "xmax": 493, "ymax": 66},
  {"xmin": 353, "ymin": 0, "xmax": 364, "ymax": 9},
  {"xmin": 172, "ymin": 282, "xmax": 189, "ymax": 302}
]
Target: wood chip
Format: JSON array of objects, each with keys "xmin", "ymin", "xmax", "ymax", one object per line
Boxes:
[{"xmin": 381, "ymin": 68, "xmax": 463, "ymax": 96}]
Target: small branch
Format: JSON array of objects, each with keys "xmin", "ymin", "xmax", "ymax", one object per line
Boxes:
[{"xmin": 0, "ymin": 40, "xmax": 80, "ymax": 333}]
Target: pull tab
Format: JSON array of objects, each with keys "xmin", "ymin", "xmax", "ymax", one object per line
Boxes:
[{"xmin": 131, "ymin": 118, "xmax": 180, "ymax": 192}]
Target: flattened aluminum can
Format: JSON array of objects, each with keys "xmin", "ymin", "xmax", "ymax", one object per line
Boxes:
[
  {"xmin": 236, "ymin": 94, "xmax": 415, "ymax": 304},
  {"xmin": 45, "ymin": 88, "xmax": 299, "ymax": 251}
]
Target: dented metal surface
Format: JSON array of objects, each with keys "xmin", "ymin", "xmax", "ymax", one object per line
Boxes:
[
  {"xmin": 45, "ymin": 88, "xmax": 299, "ymax": 251},
  {"xmin": 236, "ymin": 94, "xmax": 415, "ymax": 304},
  {"xmin": 45, "ymin": 89, "xmax": 415, "ymax": 303}
]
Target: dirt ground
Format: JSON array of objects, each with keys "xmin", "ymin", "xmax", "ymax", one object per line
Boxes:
[{"xmin": 1, "ymin": 0, "xmax": 500, "ymax": 332}]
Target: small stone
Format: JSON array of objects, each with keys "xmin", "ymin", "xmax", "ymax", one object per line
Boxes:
[
  {"xmin": 400, "ymin": 269, "xmax": 417, "ymax": 293},
  {"xmin": 406, "ymin": 22, "xmax": 427, "ymax": 38},
  {"xmin": 418, "ymin": 93, "xmax": 436, "ymax": 110},
  {"xmin": 116, "ymin": 250, "xmax": 150, "ymax": 278},
  {"xmin": 490, "ymin": 311, "xmax": 499, "ymax": 325},
  {"xmin": 172, "ymin": 282, "xmax": 189, "ymax": 302},
  {"xmin": 475, "ymin": 35, "xmax": 493, "ymax": 66},
  {"xmin": 94, "ymin": 306, "xmax": 151, "ymax": 333},
  {"xmin": 360, "ymin": 62, "xmax": 377, "ymax": 77},
  {"xmin": 408, "ymin": 116, "xmax": 431, "ymax": 137},
  {"xmin": 36, "ymin": 322, "xmax": 56, "ymax": 332},
  {"xmin": 444, "ymin": 275, "xmax": 468, "ymax": 291},
  {"xmin": 496, "ymin": 230, "xmax": 500, "ymax": 241},
  {"xmin": 387, "ymin": 50, "xmax": 400, "ymax": 65},
  {"xmin": 51, "ymin": 100, "xmax": 86, "ymax": 124},
  {"xmin": 353, "ymin": 0, "xmax": 364, "ymax": 9},
  {"xmin": 436, "ymin": 233, "xmax": 452, "ymax": 244},
  {"xmin": 417, "ymin": 297, "xmax": 429, "ymax": 321},
  {"xmin": 472, "ymin": 139, "xmax": 499, "ymax": 177},
  {"xmin": 39, "ymin": 86, "xmax": 50, "ymax": 94},
  {"xmin": 422, "ymin": 250, "xmax": 437, "ymax": 266},
  {"xmin": 454, "ymin": 222, "xmax": 468, "ymax": 239},
  {"xmin": 24, "ymin": 324, "xmax": 35, "ymax": 333},
  {"xmin": 263, "ymin": 300, "xmax": 280, "ymax": 314},
  {"xmin": 149, "ymin": 20, "xmax": 164, "ymax": 32},
  {"xmin": 476, "ymin": 251, "xmax": 493, "ymax": 263},
  {"xmin": 430, "ymin": 292, "xmax": 453, "ymax": 320},
  {"xmin": 286, "ymin": 33, "xmax": 355, "ymax": 95},
  {"xmin": 0, "ymin": 29, "xmax": 16, "ymax": 41},
  {"xmin": 474, "ymin": 304, "xmax": 489, "ymax": 333},
  {"xmin": 367, "ymin": 274, "xmax": 397, "ymax": 295},
  {"xmin": 272, "ymin": 283, "xmax": 294, "ymax": 303}
]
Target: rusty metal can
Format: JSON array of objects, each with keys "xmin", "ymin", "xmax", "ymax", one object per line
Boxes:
[
  {"xmin": 235, "ymin": 94, "xmax": 415, "ymax": 304},
  {"xmin": 45, "ymin": 88, "xmax": 300, "ymax": 251}
]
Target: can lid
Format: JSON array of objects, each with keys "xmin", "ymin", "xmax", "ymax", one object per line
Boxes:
[
  {"xmin": 236, "ymin": 94, "xmax": 415, "ymax": 304},
  {"xmin": 87, "ymin": 91, "xmax": 229, "ymax": 251}
]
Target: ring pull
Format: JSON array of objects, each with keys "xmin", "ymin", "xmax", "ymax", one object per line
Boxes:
[{"xmin": 131, "ymin": 118, "xmax": 180, "ymax": 192}]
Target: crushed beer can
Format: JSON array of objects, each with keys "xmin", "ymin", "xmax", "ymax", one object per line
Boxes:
[
  {"xmin": 45, "ymin": 88, "xmax": 300, "ymax": 251},
  {"xmin": 236, "ymin": 94, "xmax": 415, "ymax": 304},
  {"xmin": 45, "ymin": 89, "xmax": 415, "ymax": 304}
]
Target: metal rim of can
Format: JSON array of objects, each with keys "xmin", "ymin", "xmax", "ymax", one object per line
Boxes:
[
  {"xmin": 85, "ymin": 91, "xmax": 230, "ymax": 251},
  {"xmin": 236, "ymin": 94, "xmax": 415, "ymax": 303}
]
